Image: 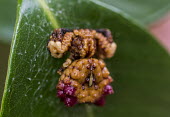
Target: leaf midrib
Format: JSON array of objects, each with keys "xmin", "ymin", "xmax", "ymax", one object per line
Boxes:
[{"xmin": 37, "ymin": 0, "xmax": 59, "ymax": 28}]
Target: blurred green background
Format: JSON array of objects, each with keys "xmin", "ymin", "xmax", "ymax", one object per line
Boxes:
[{"xmin": 0, "ymin": 0, "xmax": 16, "ymax": 105}]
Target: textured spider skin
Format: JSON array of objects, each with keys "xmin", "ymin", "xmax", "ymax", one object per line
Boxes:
[
  {"xmin": 47, "ymin": 28, "xmax": 116, "ymax": 107},
  {"xmin": 56, "ymin": 58, "xmax": 113, "ymax": 106},
  {"xmin": 47, "ymin": 28, "xmax": 117, "ymax": 59}
]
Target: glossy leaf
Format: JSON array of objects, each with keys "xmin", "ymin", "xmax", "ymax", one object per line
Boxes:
[{"xmin": 1, "ymin": 0, "xmax": 170, "ymax": 117}]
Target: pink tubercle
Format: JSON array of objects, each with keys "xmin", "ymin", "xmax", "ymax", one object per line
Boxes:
[
  {"xmin": 104, "ymin": 85, "xmax": 114, "ymax": 95},
  {"xmin": 64, "ymin": 96, "xmax": 77, "ymax": 107},
  {"xmin": 94, "ymin": 97, "xmax": 105, "ymax": 106}
]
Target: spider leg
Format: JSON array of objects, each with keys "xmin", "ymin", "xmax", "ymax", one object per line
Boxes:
[
  {"xmin": 47, "ymin": 28, "xmax": 74, "ymax": 58},
  {"xmin": 95, "ymin": 29, "xmax": 113, "ymax": 43},
  {"xmin": 57, "ymin": 58, "xmax": 73, "ymax": 75},
  {"xmin": 95, "ymin": 29, "xmax": 117, "ymax": 59}
]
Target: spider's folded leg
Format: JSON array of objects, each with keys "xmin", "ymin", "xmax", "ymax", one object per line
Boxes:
[
  {"xmin": 95, "ymin": 29, "xmax": 117, "ymax": 59},
  {"xmin": 47, "ymin": 28, "xmax": 74, "ymax": 58},
  {"xmin": 57, "ymin": 58, "xmax": 72, "ymax": 75}
]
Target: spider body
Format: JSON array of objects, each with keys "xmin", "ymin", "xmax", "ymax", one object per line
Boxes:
[{"xmin": 47, "ymin": 28, "xmax": 117, "ymax": 107}]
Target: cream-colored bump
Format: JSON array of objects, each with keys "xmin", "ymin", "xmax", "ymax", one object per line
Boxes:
[
  {"xmin": 55, "ymin": 41, "xmax": 62, "ymax": 52},
  {"xmin": 63, "ymin": 59, "xmax": 72, "ymax": 68},
  {"xmin": 110, "ymin": 42, "xmax": 117, "ymax": 57}
]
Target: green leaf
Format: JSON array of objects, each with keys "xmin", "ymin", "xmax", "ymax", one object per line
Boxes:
[
  {"xmin": 1, "ymin": 0, "xmax": 170, "ymax": 117},
  {"xmin": 0, "ymin": 0, "xmax": 16, "ymax": 106}
]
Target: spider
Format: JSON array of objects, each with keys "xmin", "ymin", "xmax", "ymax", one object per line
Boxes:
[{"xmin": 47, "ymin": 28, "xmax": 117, "ymax": 107}]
